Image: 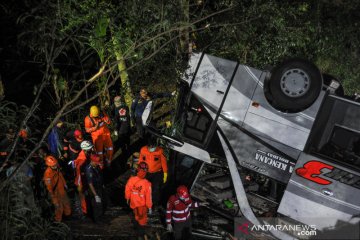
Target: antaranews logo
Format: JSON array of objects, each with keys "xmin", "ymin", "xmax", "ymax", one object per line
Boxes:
[{"xmin": 235, "ymin": 218, "xmax": 317, "ymax": 239}]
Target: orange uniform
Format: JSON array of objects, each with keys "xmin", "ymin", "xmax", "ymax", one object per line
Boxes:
[
  {"xmin": 84, "ymin": 113, "xmax": 113, "ymax": 164},
  {"xmin": 43, "ymin": 167, "xmax": 71, "ymax": 222},
  {"xmin": 125, "ymin": 175, "xmax": 152, "ymax": 225},
  {"xmin": 139, "ymin": 146, "xmax": 168, "ymax": 174},
  {"xmin": 74, "ymin": 150, "xmax": 89, "ymax": 214}
]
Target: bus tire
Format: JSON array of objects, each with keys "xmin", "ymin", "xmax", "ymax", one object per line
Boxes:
[{"xmin": 268, "ymin": 58, "xmax": 323, "ymax": 112}]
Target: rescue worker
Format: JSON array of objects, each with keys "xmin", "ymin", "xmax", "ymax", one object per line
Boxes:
[
  {"xmin": 43, "ymin": 155, "xmax": 71, "ymax": 222},
  {"xmin": 72, "ymin": 140, "xmax": 94, "ymax": 216},
  {"xmin": 84, "ymin": 105, "xmax": 113, "ymax": 166},
  {"xmin": 113, "ymin": 96, "xmax": 131, "ymax": 154},
  {"xmin": 85, "ymin": 154, "xmax": 105, "ymax": 222},
  {"xmin": 68, "ymin": 129, "xmax": 84, "ymax": 163},
  {"xmin": 62, "ymin": 129, "xmax": 84, "ymax": 184},
  {"xmin": 125, "ymin": 162, "xmax": 152, "ymax": 228},
  {"xmin": 138, "ymin": 138, "xmax": 168, "ymax": 208},
  {"xmin": 131, "ymin": 88, "xmax": 174, "ymax": 140},
  {"xmin": 166, "ymin": 185, "xmax": 198, "ymax": 240}
]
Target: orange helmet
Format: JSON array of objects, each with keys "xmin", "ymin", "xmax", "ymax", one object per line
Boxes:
[{"xmin": 45, "ymin": 156, "xmax": 58, "ymax": 167}]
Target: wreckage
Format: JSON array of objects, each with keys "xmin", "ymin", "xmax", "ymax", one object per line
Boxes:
[{"xmin": 145, "ymin": 53, "xmax": 360, "ymax": 239}]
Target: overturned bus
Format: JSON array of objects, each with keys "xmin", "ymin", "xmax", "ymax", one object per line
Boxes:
[{"xmin": 146, "ymin": 53, "xmax": 360, "ymax": 239}]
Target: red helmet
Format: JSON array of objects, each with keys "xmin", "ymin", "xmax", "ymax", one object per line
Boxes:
[
  {"xmin": 45, "ymin": 155, "xmax": 58, "ymax": 167},
  {"xmin": 74, "ymin": 129, "xmax": 83, "ymax": 141},
  {"xmin": 137, "ymin": 162, "xmax": 148, "ymax": 172},
  {"xmin": 177, "ymin": 185, "xmax": 189, "ymax": 199},
  {"xmin": 19, "ymin": 129, "xmax": 28, "ymax": 139},
  {"xmin": 90, "ymin": 154, "xmax": 101, "ymax": 164}
]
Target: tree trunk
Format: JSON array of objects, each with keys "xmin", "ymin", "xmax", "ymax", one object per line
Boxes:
[
  {"xmin": 111, "ymin": 36, "xmax": 133, "ymax": 108},
  {"xmin": 179, "ymin": 0, "xmax": 190, "ymax": 56}
]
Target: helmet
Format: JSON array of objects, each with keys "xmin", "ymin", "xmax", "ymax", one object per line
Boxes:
[
  {"xmin": 137, "ymin": 162, "xmax": 149, "ymax": 172},
  {"xmin": 45, "ymin": 156, "xmax": 58, "ymax": 167},
  {"xmin": 19, "ymin": 129, "xmax": 28, "ymax": 139},
  {"xmin": 90, "ymin": 154, "xmax": 101, "ymax": 164},
  {"xmin": 177, "ymin": 185, "xmax": 189, "ymax": 199},
  {"xmin": 80, "ymin": 140, "xmax": 93, "ymax": 150},
  {"xmin": 90, "ymin": 105, "xmax": 99, "ymax": 117},
  {"xmin": 74, "ymin": 129, "xmax": 83, "ymax": 141}
]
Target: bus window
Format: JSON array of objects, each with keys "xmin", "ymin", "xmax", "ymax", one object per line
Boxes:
[
  {"xmin": 319, "ymin": 125, "xmax": 360, "ymax": 168},
  {"xmin": 183, "ymin": 95, "xmax": 213, "ymax": 144},
  {"xmin": 307, "ymin": 95, "xmax": 360, "ymax": 169},
  {"xmin": 174, "ymin": 153, "xmax": 203, "ymax": 186}
]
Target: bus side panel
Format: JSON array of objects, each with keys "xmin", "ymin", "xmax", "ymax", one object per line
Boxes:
[
  {"xmin": 278, "ymin": 152, "xmax": 360, "ymax": 230},
  {"xmin": 243, "ymin": 75, "xmax": 325, "ymax": 151},
  {"xmin": 217, "ymin": 119, "xmax": 297, "ymax": 183},
  {"xmin": 190, "ymin": 54, "xmax": 237, "ymax": 111}
]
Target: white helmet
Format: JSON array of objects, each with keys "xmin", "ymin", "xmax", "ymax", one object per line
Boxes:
[{"xmin": 80, "ymin": 140, "xmax": 93, "ymax": 150}]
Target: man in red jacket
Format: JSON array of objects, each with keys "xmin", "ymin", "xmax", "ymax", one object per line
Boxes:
[{"xmin": 166, "ymin": 185, "xmax": 198, "ymax": 240}]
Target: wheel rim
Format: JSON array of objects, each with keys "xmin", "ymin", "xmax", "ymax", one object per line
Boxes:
[{"xmin": 280, "ymin": 68, "xmax": 310, "ymax": 97}]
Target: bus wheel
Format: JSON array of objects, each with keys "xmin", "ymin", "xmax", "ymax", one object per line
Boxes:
[{"xmin": 268, "ymin": 58, "xmax": 323, "ymax": 112}]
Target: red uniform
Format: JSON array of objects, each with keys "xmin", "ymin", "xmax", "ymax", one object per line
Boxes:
[
  {"xmin": 43, "ymin": 167, "xmax": 71, "ymax": 222},
  {"xmin": 125, "ymin": 175, "xmax": 152, "ymax": 226},
  {"xmin": 166, "ymin": 195, "xmax": 198, "ymax": 224},
  {"xmin": 84, "ymin": 113, "xmax": 113, "ymax": 164}
]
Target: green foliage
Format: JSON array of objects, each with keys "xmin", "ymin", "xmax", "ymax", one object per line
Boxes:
[
  {"xmin": 194, "ymin": 0, "xmax": 360, "ymax": 94},
  {"xmin": 0, "ymin": 177, "xmax": 71, "ymax": 240}
]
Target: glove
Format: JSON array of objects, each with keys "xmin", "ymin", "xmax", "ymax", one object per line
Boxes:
[
  {"xmin": 68, "ymin": 160, "xmax": 75, "ymax": 169},
  {"xmin": 163, "ymin": 172, "xmax": 168, "ymax": 183},
  {"xmin": 126, "ymin": 199, "xmax": 130, "ymax": 205},
  {"xmin": 167, "ymin": 224, "xmax": 173, "ymax": 232},
  {"xmin": 199, "ymin": 201, "xmax": 209, "ymax": 207},
  {"xmin": 148, "ymin": 208, "xmax": 152, "ymax": 215},
  {"xmin": 95, "ymin": 195, "xmax": 101, "ymax": 203},
  {"xmin": 114, "ymin": 130, "xmax": 118, "ymax": 136}
]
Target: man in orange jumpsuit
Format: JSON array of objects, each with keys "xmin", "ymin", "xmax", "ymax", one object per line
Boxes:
[
  {"xmin": 139, "ymin": 138, "xmax": 168, "ymax": 208},
  {"xmin": 43, "ymin": 155, "xmax": 71, "ymax": 222},
  {"xmin": 125, "ymin": 162, "xmax": 152, "ymax": 228},
  {"xmin": 84, "ymin": 105, "xmax": 113, "ymax": 166},
  {"xmin": 70, "ymin": 140, "xmax": 95, "ymax": 216}
]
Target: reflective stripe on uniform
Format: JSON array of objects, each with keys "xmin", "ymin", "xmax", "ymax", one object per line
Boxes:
[
  {"xmin": 172, "ymin": 206, "xmax": 189, "ymax": 214},
  {"xmin": 97, "ymin": 152, "xmax": 103, "ymax": 155},
  {"xmin": 105, "ymin": 147, "xmax": 113, "ymax": 150},
  {"xmin": 172, "ymin": 212, "xmax": 190, "ymax": 221}
]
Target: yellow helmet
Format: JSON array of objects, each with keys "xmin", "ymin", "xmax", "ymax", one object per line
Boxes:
[{"xmin": 90, "ymin": 105, "xmax": 99, "ymax": 117}]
